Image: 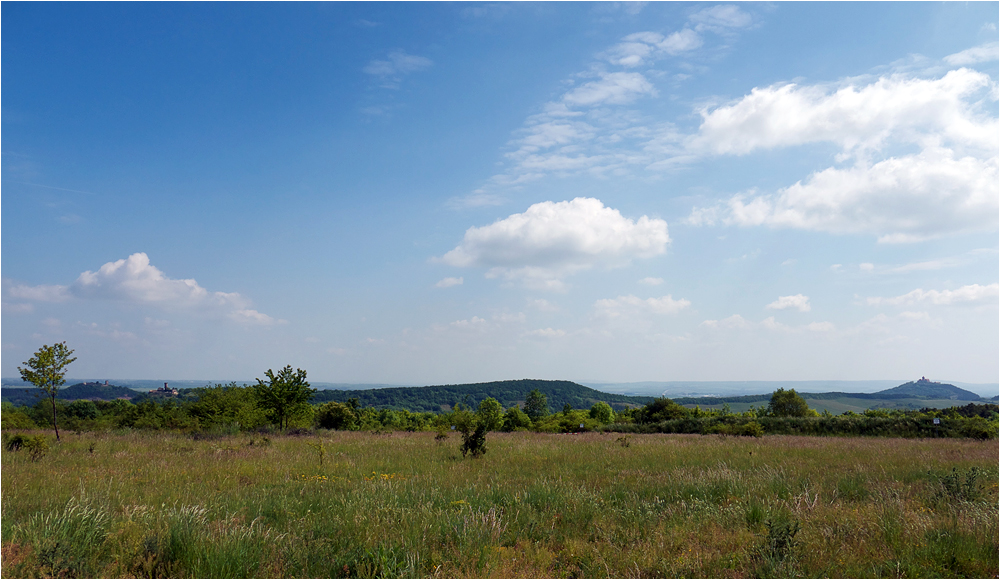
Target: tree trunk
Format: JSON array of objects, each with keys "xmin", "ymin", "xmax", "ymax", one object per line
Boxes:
[{"xmin": 50, "ymin": 394, "xmax": 60, "ymax": 441}]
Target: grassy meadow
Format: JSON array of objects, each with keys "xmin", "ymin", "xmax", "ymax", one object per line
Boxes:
[{"xmin": 2, "ymin": 430, "xmax": 997, "ymax": 578}]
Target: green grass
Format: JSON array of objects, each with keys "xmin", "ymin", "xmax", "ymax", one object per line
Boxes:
[{"xmin": 2, "ymin": 430, "xmax": 997, "ymax": 578}]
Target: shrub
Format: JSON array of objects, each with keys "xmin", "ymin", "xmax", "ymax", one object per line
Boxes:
[
  {"xmin": 315, "ymin": 402, "xmax": 358, "ymax": 430},
  {"xmin": 460, "ymin": 423, "xmax": 487, "ymax": 458},
  {"xmin": 24, "ymin": 435, "xmax": 50, "ymax": 461},
  {"xmin": 589, "ymin": 402, "xmax": 614, "ymax": 424},
  {"xmin": 501, "ymin": 405, "xmax": 531, "ymax": 432},
  {"xmin": 959, "ymin": 415, "xmax": 996, "ymax": 441}
]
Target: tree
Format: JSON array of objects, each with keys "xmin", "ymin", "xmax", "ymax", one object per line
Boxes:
[
  {"xmin": 476, "ymin": 397, "xmax": 504, "ymax": 431},
  {"xmin": 252, "ymin": 366, "xmax": 315, "ymax": 430},
  {"xmin": 524, "ymin": 389, "xmax": 549, "ymax": 421},
  {"xmin": 767, "ymin": 388, "xmax": 810, "ymax": 417},
  {"xmin": 501, "ymin": 405, "xmax": 531, "ymax": 431},
  {"xmin": 18, "ymin": 342, "xmax": 76, "ymax": 441},
  {"xmin": 639, "ymin": 397, "xmax": 690, "ymax": 423},
  {"xmin": 316, "ymin": 402, "xmax": 357, "ymax": 430},
  {"xmin": 589, "ymin": 401, "xmax": 614, "ymax": 424}
]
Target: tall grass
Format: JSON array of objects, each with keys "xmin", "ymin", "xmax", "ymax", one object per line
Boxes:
[{"xmin": 2, "ymin": 430, "xmax": 996, "ymax": 578}]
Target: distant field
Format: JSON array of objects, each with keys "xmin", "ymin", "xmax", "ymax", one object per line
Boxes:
[{"xmin": 2, "ymin": 431, "xmax": 996, "ymax": 578}]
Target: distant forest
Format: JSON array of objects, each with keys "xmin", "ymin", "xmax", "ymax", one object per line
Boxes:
[{"xmin": 308, "ymin": 379, "xmax": 653, "ymax": 413}]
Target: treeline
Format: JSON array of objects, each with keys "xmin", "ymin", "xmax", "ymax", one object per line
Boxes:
[
  {"xmin": 2, "ymin": 383, "xmax": 996, "ymax": 440},
  {"xmin": 609, "ymin": 392, "xmax": 998, "ymax": 440}
]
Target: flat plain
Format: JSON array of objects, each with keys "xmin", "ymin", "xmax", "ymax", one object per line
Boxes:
[{"xmin": 2, "ymin": 430, "xmax": 997, "ymax": 578}]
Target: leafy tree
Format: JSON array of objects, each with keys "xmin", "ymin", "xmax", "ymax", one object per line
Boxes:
[
  {"xmin": 252, "ymin": 366, "xmax": 316, "ymax": 431},
  {"xmin": 639, "ymin": 397, "xmax": 690, "ymax": 423},
  {"xmin": 477, "ymin": 397, "xmax": 504, "ymax": 431},
  {"xmin": 18, "ymin": 342, "xmax": 77, "ymax": 441},
  {"xmin": 316, "ymin": 401, "xmax": 357, "ymax": 430},
  {"xmin": 501, "ymin": 405, "xmax": 531, "ymax": 431},
  {"xmin": 589, "ymin": 401, "xmax": 614, "ymax": 424},
  {"xmin": 524, "ymin": 389, "xmax": 549, "ymax": 421},
  {"xmin": 767, "ymin": 388, "xmax": 810, "ymax": 417},
  {"xmin": 562, "ymin": 403, "xmax": 573, "ymax": 415}
]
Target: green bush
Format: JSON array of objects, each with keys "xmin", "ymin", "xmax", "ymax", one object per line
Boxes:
[{"xmin": 315, "ymin": 402, "xmax": 358, "ymax": 430}]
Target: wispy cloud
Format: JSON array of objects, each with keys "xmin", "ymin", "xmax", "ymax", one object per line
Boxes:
[
  {"xmin": 363, "ymin": 51, "xmax": 433, "ymax": 89},
  {"xmin": 766, "ymin": 294, "xmax": 811, "ymax": 312},
  {"xmin": 866, "ymin": 283, "xmax": 999, "ymax": 306}
]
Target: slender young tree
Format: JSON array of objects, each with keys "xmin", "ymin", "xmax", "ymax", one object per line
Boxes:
[
  {"xmin": 18, "ymin": 342, "xmax": 77, "ymax": 441},
  {"xmin": 252, "ymin": 365, "xmax": 315, "ymax": 430}
]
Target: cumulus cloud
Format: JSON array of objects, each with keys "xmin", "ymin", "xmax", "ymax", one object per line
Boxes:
[
  {"xmin": 435, "ymin": 277, "xmax": 464, "ymax": 288},
  {"xmin": 683, "ymin": 68, "xmax": 998, "ymax": 241},
  {"xmin": 692, "ymin": 148, "xmax": 998, "ymax": 241},
  {"xmin": 439, "ymin": 198, "xmax": 669, "ymax": 289},
  {"xmin": 687, "ymin": 69, "xmax": 997, "ymax": 156},
  {"xmin": 638, "ymin": 276, "xmax": 664, "ymax": 285},
  {"xmin": 594, "ymin": 294, "xmax": 691, "ymax": 318},
  {"xmin": 5, "ymin": 253, "xmax": 281, "ymax": 325},
  {"xmin": 766, "ymin": 294, "xmax": 811, "ymax": 312},
  {"xmin": 944, "ymin": 41, "xmax": 999, "ymax": 66},
  {"xmin": 866, "ymin": 283, "xmax": 999, "ymax": 306}
]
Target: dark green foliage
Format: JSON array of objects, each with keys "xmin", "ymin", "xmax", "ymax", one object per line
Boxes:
[
  {"xmin": 18, "ymin": 342, "xmax": 77, "ymax": 441},
  {"xmin": 637, "ymin": 397, "xmax": 690, "ymax": 423},
  {"xmin": 253, "ymin": 366, "xmax": 315, "ymax": 431},
  {"xmin": 709, "ymin": 421, "xmax": 764, "ymax": 437},
  {"xmin": 767, "ymin": 388, "xmax": 810, "ymax": 417},
  {"xmin": 315, "ymin": 402, "xmax": 358, "ymax": 430},
  {"xmin": 308, "ymin": 379, "xmax": 650, "ymax": 414},
  {"xmin": 187, "ymin": 383, "xmax": 265, "ymax": 430},
  {"xmin": 460, "ymin": 423, "xmax": 488, "ymax": 458},
  {"xmin": 524, "ymin": 389, "xmax": 549, "ymax": 421},
  {"xmin": 501, "ymin": 405, "xmax": 531, "ymax": 431}
]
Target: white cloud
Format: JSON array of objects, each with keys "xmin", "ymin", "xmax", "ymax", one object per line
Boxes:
[
  {"xmin": 867, "ymin": 283, "xmax": 999, "ymax": 306},
  {"xmin": 4, "ymin": 282, "xmax": 71, "ymax": 302},
  {"xmin": 701, "ymin": 148, "xmax": 998, "ymax": 241},
  {"xmin": 435, "ymin": 277, "xmax": 464, "ymax": 288},
  {"xmin": 439, "ymin": 198, "xmax": 669, "ymax": 289},
  {"xmin": 522, "ymin": 328, "xmax": 567, "ymax": 339},
  {"xmin": 766, "ymin": 294, "xmax": 811, "ymax": 312},
  {"xmin": 229, "ymin": 309, "xmax": 286, "ymax": 326},
  {"xmin": 806, "ymin": 321, "xmax": 835, "ymax": 332},
  {"xmin": 594, "ymin": 294, "xmax": 691, "ymax": 318},
  {"xmin": 363, "ymin": 51, "xmax": 432, "ymax": 88},
  {"xmin": 5, "ymin": 252, "xmax": 280, "ymax": 324},
  {"xmin": 944, "ymin": 41, "xmax": 999, "ymax": 66},
  {"xmin": 899, "ymin": 311, "xmax": 931, "ymax": 321},
  {"xmin": 689, "ymin": 5, "xmax": 753, "ymax": 32},
  {"xmin": 71, "ymin": 253, "xmax": 250, "ymax": 309},
  {"xmin": 562, "ymin": 72, "xmax": 657, "ymax": 107},
  {"xmin": 687, "ymin": 69, "xmax": 997, "ymax": 156},
  {"xmin": 638, "ymin": 276, "xmax": 664, "ymax": 285},
  {"xmin": 859, "ymin": 263, "xmax": 875, "ymax": 271},
  {"xmin": 528, "ymin": 298, "xmax": 559, "ymax": 312},
  {"xmin": 700, "ymin": 314, "xmax": 750, "ymax": 329}
]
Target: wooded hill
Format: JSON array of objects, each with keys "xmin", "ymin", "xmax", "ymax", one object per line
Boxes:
[
  {"xmin": 1, "ymin": 383, "xmax": 140, "ymax": 406},
  {"xmin": 310, "ymin": 379, "xmax": 653, "ymax": 413}
]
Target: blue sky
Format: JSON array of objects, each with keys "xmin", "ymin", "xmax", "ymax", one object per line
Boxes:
[{"xmin": 3, "ymin": 2, "xmax": 998, "ymax": 385}]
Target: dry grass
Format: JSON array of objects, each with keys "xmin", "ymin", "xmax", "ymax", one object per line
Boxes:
[{"xmin": 1, "ymin": 429, "xmax": 996, "ymax": 578}]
